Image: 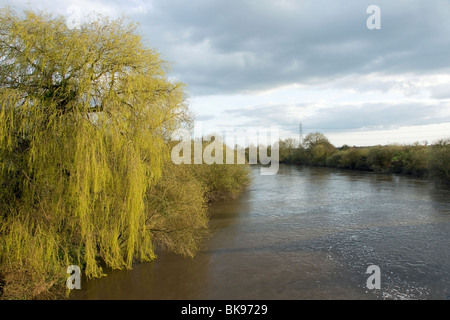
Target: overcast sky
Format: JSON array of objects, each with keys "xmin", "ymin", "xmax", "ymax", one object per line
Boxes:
[{"xmin": 2, "ymin": 0, "xmax": 450, "ymax": 146}]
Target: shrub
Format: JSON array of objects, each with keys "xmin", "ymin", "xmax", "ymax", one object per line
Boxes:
[{"xmin": 429, "ymin": 139, "xmax": 450, "ymax": 182}]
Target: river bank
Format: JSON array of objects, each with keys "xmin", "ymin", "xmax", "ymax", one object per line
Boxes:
[{"xmin": 278, "ymin": 135, "xmax": 450, "ymax": 183}]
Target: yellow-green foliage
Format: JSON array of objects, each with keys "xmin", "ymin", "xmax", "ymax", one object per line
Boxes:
[
  {"xmin": 0, "ymin": 8, "xmax": 191, "ymax": 298},
  {"xmin": 191, "ymin": 141, "xmax": 251, "ymax": 202},
  {"xmin": 0, "ymin": 8, "xmax": 251, "ymax": 299},
  {"xmin": 193, "ymin": 162, "xmax": 251, "ymax": 202},
  {"xmin": 338, "ymin": 147, "xmax": 370, "ymax": 170},
  {"xmin": 146, "ymin": 161, "xmax": 210, "ymax": 258}
]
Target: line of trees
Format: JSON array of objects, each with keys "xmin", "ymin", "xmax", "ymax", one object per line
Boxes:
[
  {"xmin": 278, "ymin": 132, "xmax": 450, "ymax": 181},
  {"xmin": 0, "ymin": 9, "xmax": 249, "ymax": 299}
]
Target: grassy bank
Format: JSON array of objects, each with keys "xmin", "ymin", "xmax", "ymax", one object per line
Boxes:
[{"xmin": 278, "ymin": 133, "xmax": 450, "ymax": 182}]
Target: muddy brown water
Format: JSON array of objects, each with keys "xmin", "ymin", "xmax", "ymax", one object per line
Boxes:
[{"xmin": 72, "ymin": 164, "xmax": 450, "ymax": 300}]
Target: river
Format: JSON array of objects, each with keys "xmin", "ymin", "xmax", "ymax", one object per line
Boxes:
[{"xmin": 72, "ymin": 164, "xmax": 450, "ymax": 300}]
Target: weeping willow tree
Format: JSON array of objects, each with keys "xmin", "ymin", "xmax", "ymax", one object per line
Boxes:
[{"xmin": 0, "ymin": 8, "xmax": 197, "ymax": 298}]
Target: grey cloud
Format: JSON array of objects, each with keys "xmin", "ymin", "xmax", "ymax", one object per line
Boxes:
[
  {"xmin": 3, "ymin": 0, "xmax": 450, "ymax": 95},
  {"xmin": 430, "ymin": 85, "xmax": 450, "ymax": 100},
  {"xmin": 129, "ymin": 0, "xmax": 450, "ymax": 95},
  {"xmin": 307, "ymin": 102, "xmax": 450, "ymax": 131},
  {"xmin": 195, "ymin": 114, "xmax": 216, "ymax": 121},
  {"xmin": 224, "ymin": 101, "xmax": 450, "ymax": 135}
]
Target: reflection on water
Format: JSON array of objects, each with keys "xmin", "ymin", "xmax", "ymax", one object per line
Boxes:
[{"xmin": 72, "ymin": 164, "xmax": 450, "ymax": 300}]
